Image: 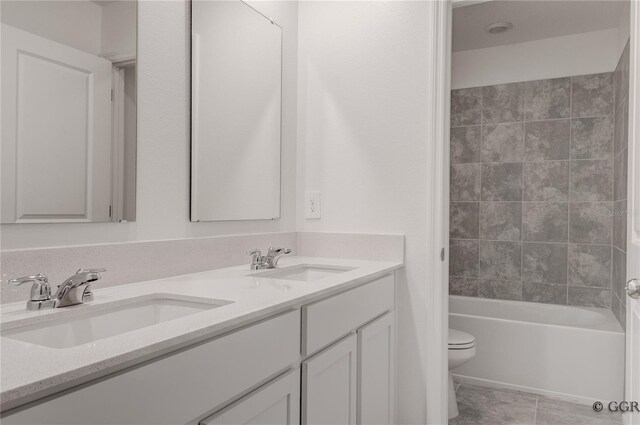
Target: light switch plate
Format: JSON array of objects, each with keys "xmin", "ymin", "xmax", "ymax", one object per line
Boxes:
[{"xmin": 305, "ymin": 191, "xmax": 321, "ymax": 219}]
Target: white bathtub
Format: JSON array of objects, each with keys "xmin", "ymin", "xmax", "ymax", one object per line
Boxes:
[{"xmin": 449, "ymin": 295, "xmax": 625, "ymax": 404}]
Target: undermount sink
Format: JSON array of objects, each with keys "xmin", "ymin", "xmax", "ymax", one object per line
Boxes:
[
  {"xmin": 1, "ymin": 294, "xmax": 232, "ymax": 349},
  {"xmin": 254, "ymin": 264, "xmax": 356, "ymax": 282}
]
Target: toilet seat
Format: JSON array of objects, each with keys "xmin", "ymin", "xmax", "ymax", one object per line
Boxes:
[{"xmin": 448, "ymin": 329, "xmax": 475, "ymax": 350}]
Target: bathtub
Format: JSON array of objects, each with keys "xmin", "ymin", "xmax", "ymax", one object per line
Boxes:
[{"xmin": 449, "ymin": 295, "xmax": 625, "ymax": 404}]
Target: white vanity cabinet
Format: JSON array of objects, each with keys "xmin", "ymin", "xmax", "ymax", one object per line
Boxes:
[
  {"xmin": 2, "ymin": 274, "xmax": 396, "ymax": 425},
  {"xmin": 301, "ymin": 275, "xmax": 395, "ymax": 425},
  {"xmin": 200, "ymin": 368, "xmax": 300, "ymax": 425},
  {"xmin": 358, "ymin": 312, "xmax": 395, "ymax": 425},
  {"xmin": 302, "ymin": 334, "xmax": 358, "ymax": 425}
]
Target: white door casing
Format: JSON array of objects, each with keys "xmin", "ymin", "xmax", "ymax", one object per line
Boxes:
[
  {"xmin": 626, "ymin": 3, "xmax": 640, "ymax": 425},
  {"xmin": 1, "ymin": 24, "xmax": 112, "ymax": 223}
]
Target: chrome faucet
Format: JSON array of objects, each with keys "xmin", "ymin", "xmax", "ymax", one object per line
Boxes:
[
  {"xmin": 248, "ymin": 247, "xmax": 292, "ymax": 270},
  {"xmin": 9, "ymin": 268, "xmax": 106, "ymax": 310}
]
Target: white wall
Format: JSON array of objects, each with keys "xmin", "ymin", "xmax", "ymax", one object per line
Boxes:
[
  {"xmin": 452, "ymin": 28, "xmax": 620, "ymax": 89},
  {"xmin": 296, "ymin": 2, "xmax": 430, "ymax": 423},
  {"xmin": 0, "ymin": 0, "xmax": 102, "ymax": 55},
  {"xmin": 101, "ymin": 1, "xmax": 137, "ymax": 58},
  {"xmin": 0, "ymin": 0, "xmax": 298, "ymax": 249}
]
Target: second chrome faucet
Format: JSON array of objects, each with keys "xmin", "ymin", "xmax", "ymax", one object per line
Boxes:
[{"xmin": 248, "ymin": 247, "xmax": 292, "ymax": 270}]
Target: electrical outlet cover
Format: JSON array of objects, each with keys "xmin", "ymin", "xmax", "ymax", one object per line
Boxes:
[{"xmin": 305, "ymin": 191, "xmax": 321, "ymax": 219}]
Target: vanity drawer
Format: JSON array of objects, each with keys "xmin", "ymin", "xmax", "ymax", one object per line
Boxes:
[
  {"xmin": 302, "ymin": 274, "xmax": 394, "ymax": 356},
  {"xmin": 3, "ymin": 310, "xmax": 300, "ymax": 425}
]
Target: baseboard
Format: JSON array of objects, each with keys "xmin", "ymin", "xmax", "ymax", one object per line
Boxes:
[{"xmin": 451, "ymin": 374, "xmax": 597, "ymax": 406}]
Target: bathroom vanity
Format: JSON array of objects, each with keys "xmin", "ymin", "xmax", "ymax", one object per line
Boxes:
[{"xmin": 0, "ymin": 257, "xmax": 400, "ymax": 425}]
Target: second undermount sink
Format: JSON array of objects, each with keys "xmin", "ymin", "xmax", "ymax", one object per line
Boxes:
[
  {"xmin": 254, "ymin": 264, "xmax": 356, "ymax": 282},
  {"xmin": 1, "ymin": 294, "xmax": 232, "ymax": 349}
]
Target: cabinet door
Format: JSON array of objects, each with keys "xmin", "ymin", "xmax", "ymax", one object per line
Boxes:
[
  {"xmin": 358, "ymin": 313, "xmax": 395, "ymax": 425},
  {"xmin": 302, "ymin": 334, "xmax": 357, "ymax": 425},
  {"xmin": 201, "ymin": 369, "xmax": 299, "ymax": 425}
]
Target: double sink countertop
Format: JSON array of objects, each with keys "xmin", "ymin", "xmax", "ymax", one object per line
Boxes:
[{"xmin": 0, "ymin": 256, "xmax": 402, "ymax": 412}]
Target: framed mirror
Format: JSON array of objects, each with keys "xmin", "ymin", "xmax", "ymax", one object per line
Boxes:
[
  {"xmin": 1, "ymin": 0, "xmax": 137, "ymax": 223},
  {"xmin": 191, "ymin": 0, "xmax": 282, "ymax": 222}
]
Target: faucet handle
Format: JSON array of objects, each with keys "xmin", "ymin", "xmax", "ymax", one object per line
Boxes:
[
  {"xmin": 8, "ymin": 274, "xmax": 51, "ymax": 301},
  {"xmin": 9, "ymin": 274, "xmax": 48, "ymax": 287},
  {"xmin": 78, "ymin": 268, "xmax": 106, "ymax": 274},
  {"xmin": 267, "ymin": 247, "xmax": 292, "ymax": 255}
]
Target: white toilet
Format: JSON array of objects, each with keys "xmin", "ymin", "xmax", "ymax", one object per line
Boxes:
[{"xmin": 448, "ymin": 328, "xmax": 476, "ymax": 419}]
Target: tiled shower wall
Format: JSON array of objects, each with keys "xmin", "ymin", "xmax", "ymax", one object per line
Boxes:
[
  {"xmin": 449, "ymin": 64, "xmax": 626, "ymax": 310},
  {"xmin": 612, "ymin": 40, "xmax": 630, "ymax": 329}
]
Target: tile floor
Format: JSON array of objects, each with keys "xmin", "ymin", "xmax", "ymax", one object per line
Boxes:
[{"xmin": 450, "ymin": 383, "xmax": 623, "ymax": 425}]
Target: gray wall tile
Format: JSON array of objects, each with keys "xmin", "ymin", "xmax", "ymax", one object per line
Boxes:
[
  {"xmin": 567, "ymin": 244, "xmax": 611, "ymax": 287},
  {"xmin": 451, "ymin": 164, "xmax": 481, "ymax": 201},
  {"xmin": 524, "ymin": 120, "xmax": 570, "ymax": 161},
  {"xmin": 451, "ymin": 87, "xmax": 482, "ymax": 127},
  {"xmin": 449, "ymin": 70, "xmax": 620, "ymax": 308},
  {"xmin": 479, "ymin": 241, "xmax": 522, "ymax": 281},
  {"xmin": 522, "ymin": 242, "xmax": 568, "ymax": 284},
  {"xmin": 524, "ymin": 77, "xmax": 571, "ymax": 120},
  {"xmin": 522, "ymin": 282, "xmax": 567, "ymax": 304},
  {"xmin": 612, "ymin": 247, "xmax": 627, "ymax": 300},
  {"xmin": 571, "ymin": 73, "xmax": 614, "ymax": 118},
  {"xmin": 614, "ymin": 148, "xmax": 628, "ymax": 201},
  {"xmin": 478, "ymin": 279, "xmax": 522, "ymax": 301},
  {"xmin": 481, "ymin": 163, "xmax": 523, "ymax": 201},
  {"xmin": 570, "ymin": 159, "xmax": 613, "ymax": 201},
  {"xmin": 570, "ymin": 116, "xmax": 613, "ymax": 159},
  {"xmin": 450, "ymin": 239, "xmax": 479, "ymax": 277},
  {"xmin": 612, "ymin": 294, "xmax": 623, "ymax": 327},
  {"xmin": 479, "ymin": 202, "xmax": 522, "ymax": 241},
  {"xmin": 452, "ymin": 88, "xmax": 482, "ymax": 127},
  {"xmin": 482, "ymin": 83, "xmax": 524, "ymax": 124},
  {"xmin": 613, "ymin": 200, "xmax": 627, "ymax": 252},
  {"xmin": 610, "ymin": 39, "xmax": 629, "ymax": 326},
  {"xmin": 612, "ymin": 295, "xmax": 626, "ymax": 330},
  {"xmin": 568, "ymin": 286, "xmax": 611, "ymax": 308},
  {"xmin": 614, "ymin": 98, "xmax": 629, "ymax": 155},
  {"xmin": 451, "ymin": 126, "xmax": 481, "ymax": 164},
  {"xmin": 569, "ymin": 202, "xmax": 612, "ymax": 244},
  {"xmin": 449, "ymin": 276, "xmax": 478, "ymax": 296},
  {"xmin": 450, "ymin": 202, "xmax": 480, "ymax": 239},
  {"xmin": 523, "ymin": 161, "xmax": 569, "ymax": 202},
  {"xmin": 615, "ymin": 39, "xmax": 630, "ymax": 110},
  {"xmin": 481, "ymin": 123, "xmax": 524, "ymax": 162},
  {"xmin": 523, "ymin": 202, "xmax": 568, "ymax": 242}
]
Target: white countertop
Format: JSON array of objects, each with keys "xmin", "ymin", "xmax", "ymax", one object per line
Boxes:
[{"xmin": 0, "ymin": 256, "xmax": 402, "ymax": 412}]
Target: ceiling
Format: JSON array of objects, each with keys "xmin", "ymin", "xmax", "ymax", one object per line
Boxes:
[{"xmin": 453, "ymin": 0, "xmax": 628, "ymax": 52}]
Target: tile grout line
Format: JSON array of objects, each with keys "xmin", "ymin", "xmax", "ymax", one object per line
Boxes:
[
  {"xmin": 477, "ymin": 85, "xmax": 483, "ymax": 291},
  {"xmin": 450, "ymin": 113, "xmax": 613, "ymax": 129},
  {"xmin": 521, "ymin": 83, "xmax": 526, "ymax": 301},
  {"xmin": 567, "ymin": 76, "xmax": 573, "ymax": 303},
  {"xmin": 533, "ymin": 396, "xmax": 539, "ymax": 425}
]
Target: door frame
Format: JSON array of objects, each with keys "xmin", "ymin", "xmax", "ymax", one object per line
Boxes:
[
  {"xmin": 626, "ymin": 1, "xmax": 639, "ymax": 424},
  {"xmin": 425, "ymin": 1, "xmax": 452, "ymax": 424}
]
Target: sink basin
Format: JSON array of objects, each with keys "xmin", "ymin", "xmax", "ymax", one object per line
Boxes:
[
  {"xmin": 1, "ymin": 294, "xmax": 232, "ymax": 349},
  {"xmin": 254, "ymin": 264, "xmax": 356, "ymax": 282}
]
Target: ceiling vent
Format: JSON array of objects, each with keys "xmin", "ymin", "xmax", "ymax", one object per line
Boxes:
[{"xmin": 485, "ymin": 22, "xmax": 513, "ymax": 34}]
